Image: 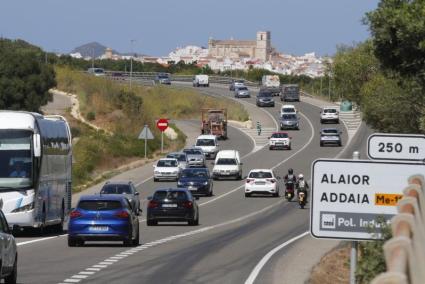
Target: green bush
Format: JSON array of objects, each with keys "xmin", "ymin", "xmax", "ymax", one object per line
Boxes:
[{"xmin": 86, "ymin": 111, "xmax": 96, "ymax": 121}]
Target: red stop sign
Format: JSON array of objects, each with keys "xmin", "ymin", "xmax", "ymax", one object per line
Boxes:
[{"xmin": 156, "ymin": 118, "xmax": 169, "ymax": 132}]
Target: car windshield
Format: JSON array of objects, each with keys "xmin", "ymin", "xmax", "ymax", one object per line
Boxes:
[
  {"xmin": 153, "ymin": 190, "xmax": 188, "ymax": 201},
  {"xmin": 237, "ymin": 87, "xmax": 248, "ymax": 91},
  {"xmin": 0, "ymin": 130, "xmax": 33, "ymax": 189},
  {"xmin": 284, "ymin": 86, "xmax": 299, "ymax": 93},
  {"xmin": 196, "ymin": 139, "xmax": 215, "ymax": 146},
  {"xmin": 184, "ymin": 149, "xmax": 203, "ymax": 155},
  {"xmin": 167, "ymin": 154, "xmax": 186, "ymax": 162},
  {"xmin": 282, "ymin": 114, "xmax": 297, "ymax": 120},
  {"xmin": 322, "ymin": 129, "xmax": 339, "ymax": 135},
  {"xmin": 181, "ymin": 169, "xmax": 208, "ymax": 178},
  {"xmin": 157, "ymin": 160, "xmax": 178, "ymax": 167},
  {"xmin": 101, "ymin": 184, "xmax": 132, "ymax": 194},
  {"xmin": 324, "ymin": 109, "xmax": 337, "ymax": 113},
  {"xmin": 259, "ymin": 92, "xmax": 272, "ymax": 97},
  {"xmin": 282, "ymin": 108, "xmax": 295, "ymax": 113},
  {"xmin": 271, "ymin": 133, "xmax": 288, "ymax": 138},
  {"xmin": 249, "ymin": 171, "xmax": 273, "ymax": 179},
  {"xmin": 216, "ymin": 158, "xmax": 237, "ymax": 165},
  {"xmin": 78, "ymin": 200, "xmax": 122, "ymax": 211},
  {"xmin": 158, "ymin": 74, "xmax": 169, "ymax": 79}
]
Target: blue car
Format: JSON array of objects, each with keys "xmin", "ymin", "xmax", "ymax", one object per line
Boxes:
[
  {"xmin": 177, "ymin": 168, "xmax": 213, "ymax": 196},
  {"xmin": 68, "ymin": 195, "xmax": 140, "ymax": 247}
]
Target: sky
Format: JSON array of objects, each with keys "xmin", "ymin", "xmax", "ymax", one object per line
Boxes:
[{"xmin": 0, "ymin": 0, "xmax": 379, "ymax": 57}]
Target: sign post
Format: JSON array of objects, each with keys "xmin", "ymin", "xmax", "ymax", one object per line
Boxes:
[
  {"xmin": 138, "ymin": 125, "xmax": 154, "ymax": 158},
  {"xmin": 156, "ymin": 118, "xmax": 169, "ymax": 153},
  {"xmin": 368, "ymin": 133, "xmax": 425, "ymax": 161}
]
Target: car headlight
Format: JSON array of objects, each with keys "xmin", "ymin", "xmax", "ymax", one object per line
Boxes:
[
  {"xmin": 154, "ymin": 171, "xmax": 160, "ymax": 174},
  {"xmin": 177, "ymin": 181, "xmax": 183, "ymax": 186},
  {"xmin": 203, "ymin": 181, "xmax": 209, "ymax": 185},
  {"xmin": 12, "ymin": 202, "xmax": 35, "ymax": 213}
]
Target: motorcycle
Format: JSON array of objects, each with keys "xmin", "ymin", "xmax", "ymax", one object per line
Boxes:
[
  {"xmin": 284, "ymin": 181, "xmax": 295, "ymax": 202},
  {"xmin": 298, "ymin": 191, "xmax": 306, "ymax": 209}
]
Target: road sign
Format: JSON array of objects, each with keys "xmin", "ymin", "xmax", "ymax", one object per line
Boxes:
[
  {"xmin": 138, "ymin": 125, "xmax": 154, "ymax": 140},
  {"xmin": 156, "ymin": 118, "xmax": 168, "ymax": 132},
  {"xmin": 311, "ymin": 159, "xmax": 424, "ymax": 240},
  {"xmin": 368, "ymin": 133, "xmax": 425, "ymax": 162}
]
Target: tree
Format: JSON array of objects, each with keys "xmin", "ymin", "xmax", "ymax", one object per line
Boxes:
[
  {"xmin": 366, "ymin": 0, "xmax": 425, "ymax": 80},
  {"xmin": 0, "ymin": 39, "xmax": 56, "ymax": 111}
]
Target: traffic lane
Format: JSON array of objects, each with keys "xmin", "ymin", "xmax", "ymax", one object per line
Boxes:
[
  {"xmin": 88, "ymin": 195, "xmax": 309, "ymax": 284},
  {"xmin": 16, "ymin": 123, "xmax": 254, "ymax": 283}
]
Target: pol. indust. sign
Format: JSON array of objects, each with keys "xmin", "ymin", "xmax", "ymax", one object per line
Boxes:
[{"xmin": 311, "ymin": 159, "xmax": 424, "ymax": 240}]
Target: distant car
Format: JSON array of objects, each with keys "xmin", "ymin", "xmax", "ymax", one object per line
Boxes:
[
  {"xmin": 177, "ymin": 167, "xmax": 213, "ymax": 196},
  {"xmin": 153, "ymin": 158, "xmax": 181, "ymax": 182},
  {"xmin": 269, "ymin": 132, "xmax": 291, "ymax": 150},
  {"xmin": 280, "ymin": 104, "xmax": 297, "ymax": 116},
  {"xmin": 193, "ymin": 75, "xmax": 209, "ymax": 87},
  {"xmin": 256, "ymin": 90, "xmax": 275, "ymax": 107},
  {"xmin": 320, "ymin": 107, "xmax": 339, "ymax": 124},
  {"xmin": 281, "ymin": 84, "xmax": 300, "ymax": 102},
  {"xmin": 234, "ymin": 86, "xmax": 250, "ymax": 98},
  {"xmin": 166, "ymin": 152, "xmax": 189, "ymax": 170},
  {"xmin": 280, "ymin": 113, "xmax": 300, "ymax": 130},
  {"xmin": 68, "ymin": 195, "xmax": 140, "ymax": 247},
  {"xmin": 87, "ymin": 67, "xmax": 105, "ymax": 76},
  {"xmin": 183, "ymin": 147, "xmax": 206, "ymax": 167},
  {"xmin": 212, "ymin": 150, "xmax": 242, "ymax": 180},
  {"xmin": 245, "ymin": 169, "xmax": 280, "ymax": 197},
  {"xmin": 229, "ymin": 80, "xmax": 245, "ymax": 91},
  {"xmin": 320, "ymin": 128, "xmax": 342, "ymax": 147},
  {"xmin": 155, "ymin": 73, "xmax": 171, "ymax": 85},
  {"xmin": 195, "ymin": 135, "xmax": 219, "ymax": 159},
  {"xmin": 100, "ymin": 181, "xmax": 141, "ymax": 215},
  {"xmin": 146, "ymin": 188, "xmax": 199, "ymax": 226},
  {"xmin": 0, "ymin": 210, "xmax": 17, "ymax": 284}
]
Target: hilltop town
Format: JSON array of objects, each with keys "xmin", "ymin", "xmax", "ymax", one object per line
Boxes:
[{"xmin": 70, "ymin": 31, "xmax": 329, "ymax": 78}]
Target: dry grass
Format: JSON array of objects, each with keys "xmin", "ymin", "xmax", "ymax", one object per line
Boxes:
[{"xmin": 309, "ymin": 243, "xmax": 350, "ymax": 284}]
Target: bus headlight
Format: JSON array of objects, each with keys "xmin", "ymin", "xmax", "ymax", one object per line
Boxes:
[{"xmin": 12, "ymin": 202, "xmax": 35, "ymax": 213}]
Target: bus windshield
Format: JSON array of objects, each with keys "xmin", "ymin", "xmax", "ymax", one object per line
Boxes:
[{"xmin": 0, "ymin": 130, "xmax": 33, "ymax": 189}]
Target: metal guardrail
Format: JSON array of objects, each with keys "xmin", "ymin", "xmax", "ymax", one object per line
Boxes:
[{"xmin": 371, "ymin": 174, "xmax": 425, "ymax": 284}]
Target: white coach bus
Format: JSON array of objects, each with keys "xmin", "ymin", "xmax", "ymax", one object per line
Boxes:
[{"xmin": 0, "ymin": 111, "xmax": 72, "ymax": 232}]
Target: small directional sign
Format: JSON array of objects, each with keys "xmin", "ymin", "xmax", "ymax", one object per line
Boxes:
[
  {"xmin": 138, "ymin": 125, "xmax": 154, "ymax": 140},
  {"xmin": 368, "ymin": 133, "xmax": 425, "ymax": 162}
]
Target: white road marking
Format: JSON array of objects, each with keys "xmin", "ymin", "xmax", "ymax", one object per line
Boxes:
[
  {"xmin": 17, "ymin": 234, "xmax": 67, "ymax": 246},
  {"xmin": 244, "ymin": 231, "xmax": 309, "ymax": 284}
]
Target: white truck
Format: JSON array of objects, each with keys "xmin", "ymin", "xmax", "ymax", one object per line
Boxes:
[
  {"xmin": 261, "ymin": 75, "xmax": 281, "ymax": 96},
  {"xmin": 193, "ymin": 75, "xmax": 209, "ymax": 87}
]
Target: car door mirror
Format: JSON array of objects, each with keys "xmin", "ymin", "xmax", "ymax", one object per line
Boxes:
[
  {"xmin": 134, "ymin": 191, "xmax": 139, "ymax": 196},
  {"xmin": 147, "ymin": 196, "xmax": 153, "ymax": 201}
]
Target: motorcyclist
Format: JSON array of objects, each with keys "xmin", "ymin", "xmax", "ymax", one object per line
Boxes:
[
  {"xmin": 296, "ymin": 174, "xmax": 309, "ymax": 202},
  {"xmin": 284, "ymin": 168, "xmax": 297, "ymax": 185}
]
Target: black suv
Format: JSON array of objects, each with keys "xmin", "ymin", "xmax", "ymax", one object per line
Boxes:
[
  {"xmin": 100, "ymin": 181, "xmax": 141, "ymax": 215},
  {"xmin": 147, "ymin": 188, "xmax": 199, "ymax": 226}
]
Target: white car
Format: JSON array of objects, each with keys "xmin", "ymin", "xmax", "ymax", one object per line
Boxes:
[
  {"xmin": 245, "ymin": 169, "xmax": 280, "ymax": 197},
  {"xmin": 212, "ymin": 150, "xmax": 242, "ymax": 180},
  {"xmin": 320, "ymin": 107, "xmax": 339, "ymax": 124},
  {"xmin": 195, "ymin": 135, "xmax": 219, "ymax": 159},
  {"xmin": 269, "ymin": 132, "xmax": 291, "ymax": 150},
  {"xmin": 280, "ymin": 104, "xmax": 297, "ymax": 116},
  {"xmin": 153, "ymin": 158, "xmax": 181, "ymax": 181}
]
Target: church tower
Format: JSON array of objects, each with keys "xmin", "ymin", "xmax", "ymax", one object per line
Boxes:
[{"xmin": 256, "ymin": 31, "xmax": 271, "ymax": 61}]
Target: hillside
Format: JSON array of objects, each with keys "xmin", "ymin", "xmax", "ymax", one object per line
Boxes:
[{"xmin": 71, "ymin": 42, "xmax": 119, "ymax": 58}]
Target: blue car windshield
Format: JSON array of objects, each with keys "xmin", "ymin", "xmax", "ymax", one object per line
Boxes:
[{"xmin": 181, "ymin": 170, "xmax": 208, "ymax": 178}]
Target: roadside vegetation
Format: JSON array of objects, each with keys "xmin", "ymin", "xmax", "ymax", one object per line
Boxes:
[{"xmin": 56, "ymin": 67, "xmax": 248, "ymax": 189}]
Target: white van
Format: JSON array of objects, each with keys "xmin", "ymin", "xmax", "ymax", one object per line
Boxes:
[
  {"xmin": 193, "ymin": 75, "xmax": 209, "ymax": 87},
  {"xmin": 195, "ymin": 135, "xmax": 219, "ymax": 159},
  {"xmin": 280, "ymin": 104, "xmax": 297, "ymax": 116},
  {"xmin": 212, "ymin": 150, "xmax": 242, "ymax": 180}
]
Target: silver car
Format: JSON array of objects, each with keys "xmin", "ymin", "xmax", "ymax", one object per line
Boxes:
[
  {"xmin": 280, "ymin": 113, "xmax": 300, "ymax": 130},
  {"xmin": 320, "ymin": 128, "xmax": 342, "ymax": 146},
  {"xmin": 183, "ymin": 147, "xmax": 206, "ymax": 167},
  {"xmin": 0, "ymin": 210, "xmax": 17, "ymax": 284},
  {"xmin": 234, "ymin": 86, "xmax": 250, "ymax": 98},
  {"xmin": 166, "ymin": 152, "xmax": 189, "ymax": 170}
]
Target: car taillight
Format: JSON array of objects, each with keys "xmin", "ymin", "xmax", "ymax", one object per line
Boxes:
[
  {"xmin": 115, "ymin": 211, "xmax": 130, "ymax": 218},
  {"xmin": 182, "ymin": 201, "xmax": 193, "ymax": 209},
  {"xmin": 267, "ymin": 179, "xmax": 276, "ymax": 183},
  {"xmin": 70, "ymin": 210, "xmax": 82, "ymax": 219},
  {"xmin": 148, "ymin": 200, "xmax": 159, "ymax": 209},
  {"xmin": 246, "ymin": 179, "xmax": 253, "ymax": 183}
]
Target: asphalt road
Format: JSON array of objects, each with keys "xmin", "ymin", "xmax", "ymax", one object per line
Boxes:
[{"xmin": 17, "ymin": 84, "xmax": 360, "ymax": 284}]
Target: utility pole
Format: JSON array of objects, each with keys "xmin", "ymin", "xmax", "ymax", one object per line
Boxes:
[
  {"xmin": 130, "ymin": 39, "xmax": 136, "ymax": 89},
  {"xmin": 92, "ymin": 48, "xmax": 95, "ymax": 69}
]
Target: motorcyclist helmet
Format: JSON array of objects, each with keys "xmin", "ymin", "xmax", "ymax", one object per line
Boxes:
[
  {"xmin": 288, "ymin": 168, "xmax": 293, "ymax": 174},
  {"xmin": 298, "ymin": 174, "xmax": 304, "ymax": 179}
]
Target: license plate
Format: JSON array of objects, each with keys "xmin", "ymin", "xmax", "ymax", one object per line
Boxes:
[
  {"xmin": 188, "ymin": 186, "xmax": 197, "ymax": 191},
  {"xmin": 255, "ymin": 182, "xmax": 266, "ymax": 185},
  {"xmin": 89, "ymin": 226, "xmax": 109, "ymax": 231},
  {"xmin": 162, "ymin": 204, "xmax": 177, "ymax": 208}
]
